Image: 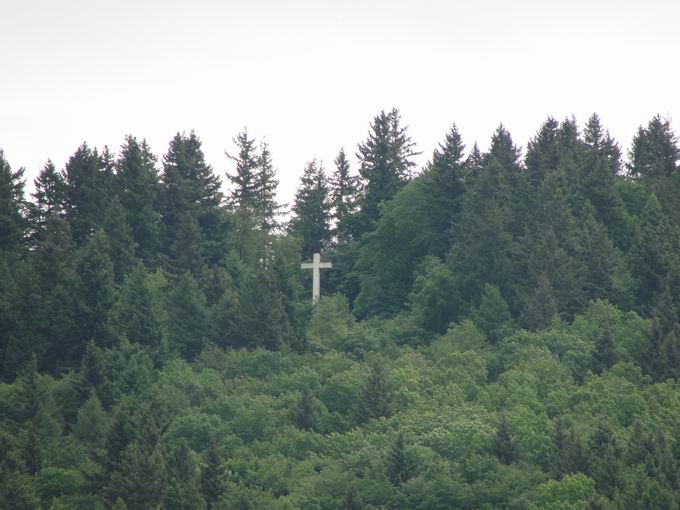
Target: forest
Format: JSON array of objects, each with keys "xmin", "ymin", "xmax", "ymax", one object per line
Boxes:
[{"xmin": 1, "ymin": 109, "xmax": 680, "ymax": 509}]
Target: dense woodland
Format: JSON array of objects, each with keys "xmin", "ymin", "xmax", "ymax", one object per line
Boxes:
[{"xmin": 2, "ymin": 110, "xmax": 680, "ymax": 509}]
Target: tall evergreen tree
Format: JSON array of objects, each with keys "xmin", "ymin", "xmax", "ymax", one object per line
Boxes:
[
  {"xmin": 63, "ymin": 143, "xmax": 111, "ymax": 244},
  {"xmin": 0, "ymin": 149, "xmax": 27, "ymax": 250},
  {"xmin": 354, "ymin": 108, "xmax": 418, "ymax": 236},
  {"xmin": 28, "ymin": 160, "xmax": 66, "ymax": 243},
  {"xmin": 255, "ymin": 140, "xmax": 281, "ymax": 232},
  {"xmin": 448, "ymin": 125, "xmax": 524, "ymax": 311},
  {"xmin": 629, "ymin": 116, "xmax": 679, "ymax": 179},
  {"xmin": 102, "ymin": 196, "xmax": 137, "ymax": 283},
  {"xmin": 353, "ymin": 125, "xmax": 465, "ymax": 318},
  {"xmin": 289, "ymin": 159, "xmax": 331, "ymax": 258},
  {"xmin": 329, "ymin": 147, "xmax": 358, "ymax": 242},
  {"xmin": 74, "ymin": 230, "xmax": 116, "ymax": 352},
  {"xmin": 116, "ymin": 136, "xmax": 162, "ymax": 265},
  {"xmin": 161, "ymin": 131, "xmax": 224, "ymax": 269},
  {"xmin": 226, "ymin": 128, "xmax": 260, "ymax": 212}
]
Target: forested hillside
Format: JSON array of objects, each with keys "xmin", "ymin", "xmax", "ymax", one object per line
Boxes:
[{"xmin": 2, "ymin": 111, "xmax": 680, "ymax": 509}]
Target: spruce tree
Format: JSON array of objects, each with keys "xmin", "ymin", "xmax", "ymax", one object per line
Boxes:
[
  {"xmin": 255, "ymin": 140, "xmax": 281, "ymax": 232},
  {"xmin": 63, "ymin": 143, "xmax": 111, "ymax": 244},
  {"xmin": 629, "ymin": 115, "xmax": 679, "ymax": 179},
  {"xmin": 0, "ymin": 149, "xmax": 27, "ymax": 250},
  {"xmin": 116, "ymin": 136, "xmax": 162, "ymax": 265},
  {"xmin": 226, "ymin": 128, "xmax": 260, "ymax": 212},
  {"xmin": 160, "ymin": 131, "xmax": 224, "ymax": 268},
  {"xmin": 107, "ymin": 262, "xmax": 163, "ymax": 349},
  {"xmin": 28, "ymin": 159, "xmax": 66, "ymax": 243},
  {"xmin": 354, "ymin": 108, "xmax": 418, "ymax": 236},
  {"xmin": 102, "ymin": 195, "xmax": 137, "ymax": 283},
  {"xmin": 329, "ymin": 147, "xmax": 358, "ymax": 242},
  {"xmin": 289, "ymin": 159, "xmax": 331, "ymax": 258},
  {"xmin": 74, "ymin": 230, "xmax": 116, "ymax": 351}
]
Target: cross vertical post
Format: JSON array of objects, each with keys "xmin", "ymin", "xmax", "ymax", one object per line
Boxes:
[{"xmin": 301, "ymin": 252, "xmax": 332, "ymax": 303}]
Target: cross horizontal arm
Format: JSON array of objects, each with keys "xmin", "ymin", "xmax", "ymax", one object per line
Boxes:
[
  {"xmin": 301, "ymin": 262, "xmax": 315, "ymax": 269},
  {"xmin": 318, "ymin": 262, "xmax": 332, "ymax": 269}
]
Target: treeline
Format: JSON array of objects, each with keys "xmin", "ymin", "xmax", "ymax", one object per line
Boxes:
[{"xmin": 1, "ymin": 110, "xmax": 680, "ymax": 508}]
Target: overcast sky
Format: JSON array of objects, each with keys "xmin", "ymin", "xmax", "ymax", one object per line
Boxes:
[{"xmin": 2, "ymin": 0, "xmax": 679, "ymax": 203}]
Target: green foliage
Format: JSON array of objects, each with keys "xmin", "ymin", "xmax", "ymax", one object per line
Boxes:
[
  {"xmin": 4, "ymin": 115, "xmax": 680, "ymax": 508},
  {"xmin": 289, "ymin": 159, "xmax": 331, "ymax": 258}
]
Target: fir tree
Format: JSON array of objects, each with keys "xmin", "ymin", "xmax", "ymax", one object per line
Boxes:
[
  {"xmin": 354, "ymin": 108, "xmax": 418, "ymax": 236},
  {"xmin": 226, "ymin": 128, "xmax": 260, "ymax": 212},
  {"xmin": 116, "ymin": 136, "xmax": 162, "ymax": 265},
  {"xmin": 74, "ymin": 230, "xmax": 116, "ymax": 351},
  {"xmin": 289, "ymin": 159, "xmax": 331, "ymax": 258},
  {"xmin": 160, "ymin": 131, "xmax": 224, "ymax": 267},
  {"xmin": 63, "ymin": 143, "xmax": 111, "ymax": 244},
  {"xmin": 629, "ymin": 115, "xmax": 679, "ymax": 179},
  {"xmin": 255, "ymin": 140, "xmax": 281, "ymax": 232},
  {"xmin": 330, "ymin": 147, "xmax": 358, "ymax": 242},
  {"xmin": 107, "ymin": 262, "xmax": 163, "ymax": 349},
  {"xmin": 102, "ymin": 195, "xmax": 137, "ymax": 283},
  {"xmin": 0, "ymin": 149, "xmax": 27, "ymax": 250},
  {"xmin": 28, "ymin": 159, "xmax": 66, "ymax": 243}
]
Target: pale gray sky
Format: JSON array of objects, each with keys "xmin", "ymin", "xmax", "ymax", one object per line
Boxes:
[{"xmin": 2, "ymin": 0, "xmax": 679, "ymax": 204}]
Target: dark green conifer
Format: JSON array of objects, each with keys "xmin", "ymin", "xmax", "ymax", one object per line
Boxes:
[{"xmin": 289, "ymin": 159, "xmax": 332, "ymax": 258}]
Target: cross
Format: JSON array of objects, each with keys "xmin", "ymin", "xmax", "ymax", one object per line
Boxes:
[{"xmin": 301, "ymin": 252, "xmax": 332, "ymax": 303}]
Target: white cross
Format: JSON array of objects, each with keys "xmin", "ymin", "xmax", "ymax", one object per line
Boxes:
[{"xmin": 301, "ymin": 252, "xmax": 332, "ymax": 303}]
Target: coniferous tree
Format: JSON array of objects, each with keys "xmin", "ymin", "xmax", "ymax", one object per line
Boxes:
[
  {"xmin": 255, "ymin": 141, "xmax": 281, "ymax": 232},
  {"xmin": 289, "ymin": 159, "xmax": 331, "ymax": 258},
  {"xmin": 74, "ymin": 230, "xmax": 116, "ymax": 351},
  {"xmin": 629, "ymin": 194, "xmax": 678, "ymax": 314},
  {"xmin": 63, "ymin": 143, "xmax": 111, "ymax": 244},
  {"xmin": 102, "ymin": 195, "xmax": 137, "ymax": 283},
  {"xmin": 526, "ymin": 117, "xmax": 561, "ymax": 187},
  {"xmin": 165, "ymin": 272, "xmax": 209, "ymax": 360},
  {"xmin": 330, "ymin": 147, "xmax": 359, "ymax": 242},
  {"xmin": 107, "ymin": 262, "xmax": 163, "ymax": 349},
  {"xmin": 629, "ymin": 116, "xmax": 679, "ymax": 179},
  {"xmin": 28, "ymin": 160, "xmax": 66, "ymax": 243},
  {"xmin": 354, "ymin": 108, "xmax": 418, "ymax": 236},
  {"xmin": 226, "ymin": 128, "xmax": 260, "ymax": 213},
  {"xmin": 448, "ymin": 126, "xmax": 524, "ymax": 312},
  {"xmin": 116, "ymin": 136, "xmax": 162, "ymax": 265},
  {"xmin": 584, "ymin": 113, "xmax": 622, "ymax": 175},
  {"xmin": 160, "ymin": 131, "xmax": 224, "ymax": 268},
  {"xmin": 0, "ymin": 149, "xmax": 27, "ymax": 250},
  {"xmin": 354, "ymin": 126, "xmax": 465, "ymax": 318}
]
